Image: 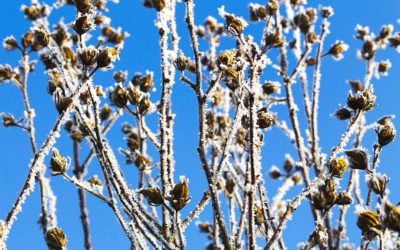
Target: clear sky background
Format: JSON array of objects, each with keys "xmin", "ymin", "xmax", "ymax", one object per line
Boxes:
[{"xmin": 0, "ymin": 0, "xmax": 400, "ymax": 249}]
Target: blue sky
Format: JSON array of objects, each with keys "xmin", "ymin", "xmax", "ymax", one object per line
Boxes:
[{"xmin": 0, "ymin": 0, "xmax": 400, "ymax": 249}]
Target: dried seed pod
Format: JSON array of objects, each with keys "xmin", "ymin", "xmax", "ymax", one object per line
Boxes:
[
  {"xmin": 0, "ymin": 65, "xmax": 13, "ymax": 83},
  {"xmin": 54, "ymin": 94, "xmax": 72, "ymax": 114},
  {"xmin": 127, "ymin": 85, "xmax": 141, "ymax": 105},
  {"xmin": 283, "ymin": 154, "xmax": 294, "ymax": 173},
  {"xmin": 170, "ymin": 178, "xmax": 190, "ymax": 211},
  {"xmin": 268, "ymin": 166, "xmax": 282, "ymax": 180},
  {"xmin": 347, "ymin": 89, "xmax": 376, "ymax": 112},
  {"xmin": 347, "ymin": 80, "xmax": 363, "ymax": 92},
  {"xmin": 267, "ymin": 0, "xmax": 279, "ymax": 15},
  {"xmin": 88, "ymin": 175, "xmax": 102, "ymax": 186},
  {"xmin": 61, "ymin": 46, "xmax": 76, "ymax": 65},
  {"xmin": 109, "ymin": 85, "xmax": 128, "ymax": 108},
  {"xmin": 50, "ymin": 149, "xmax": 68, "ymax": 176},
  {"xmin": 327, "ymin": 41, "xmax": 349, "ymax": 60},
  {"xmin": 134, "ymin": 154, "xmax": 152, "ymax": 170},
  {"xmin": 294, "ymin": 13, "xmax": 311, "ymax": 34},
  {"xmin": 333, "ymin": 107, "xmax": 352, "ymax": 120},
  {"xmin": 74, "ymin": 16, "xmax": 91, "ymax": 35},
  {"xmin": 2, "ymin": 114, "xmax": 17, "ymax": 127},
  {"xmin": 75, "ymin": 0, "xmax": 92, "ymax": 14},
  {"xmin": 356, "ymin": 25, "xmax": 370, "ymax": 40},
  {"xmin": 375, "ymin": 122, "xmax": 396, "ymax": 147},
  {"xmin": 140, "ymin": 187, "xmax": 164, "ymax": 206},
  {"xmin": 113, "ymin": 71, "xmax": 127, "ymax": 83},
  {"xmin": 174, "ymin": 52, "xmax": 190, "ymax": 71},
  {"xmin": 265, "ymin": 30, "xmax": 284, "ymax": 48},
  {"xmin": 336, "ymin": 192, "xmax": 353, "ymax": 205},
  {"xmin": 78, "ymin": 46, "xmax": 98, "ymax": 67},
  {"xmin": 255, "ymin": 206, "xmax": 264, "ymax": 226},
  {"xmin": 96, "ymin": 47, "xmax": 119, "ymax": 69},
  {"xmin": 377, "ymin": 60, "xmax": 391, "ymax": 76},
  {"xmin": 366, "ymin": 173, "xmax": 388, "ymax": 197},
  {"xmin": 361, "ymin": 40, "xmax": 376, "ymax": 60},
  {"xmin": 262, "ymin": 81, "xmax": 280, "ymax": 95},
  {"xmin": 22, "ymin": 32, "xmax": 35, "ymax": 48},
  {"xmin": 100, "ymin": 104, "xmax": 112, "ymax": 121},
  {"xmin": 139, "ymin": 74, "xmax": 153, "ymax": 92},
  {"xmin": 224, "ymin": 14, "xmax": 243, "ymax": 37},
  {"xmin": 217, "ymin": 50, "xmax": 236, "ymax": 68},
  {"xmin": 138, "ymin": 97, "xmax": 151, "ymax": 114},
  {"xmin": 345, "ymin": 148, "xmax": 369, "ymax": 170},
  {"xmin": 307, "ymin": 31, "xmax": 318, "ymax": 44},
  {"xmin": 378, "ymin": 25, "xmax": 393, "ymax": 41},
  {"xmin": 52, "ymin": 26, "xmax": 68, "ymax": 46},
  {"xmin": 151, "ymin": 0, "xmax": 165, "ymax": 11},
  {"xmin": 320, "ymin": 6, "xmax": 334, "ymax": 18},
  {"xmin": 357, "ymin": 210, "xmax": 382, "ymax": 241},
  {"xmin": 329, "ymin": 157, "xmax": 347, "ymax": 178},
  {"xmin": 389, "ymin": 33, "xmax": 400, "ymax": 49},
  {"xmin": 45, "ymin": 227, "xmax": 67, "ymax": 250},
  {"xmin": 3, "ymin": 36, "xmax": 18, "ymax": 51},
  {"xmin": 257, "ymin": 112, "xmax": 274, "ymax": 129},
  {"xmin": 127, "ymin": 133, "xmax": 140, "ymax": 151},
  {"xmin": 223, "ymin": 67, "xmax": 238, "ymax": 79},
  {"xmin": 34, "ymin": 29, "xmax": 50, "ymax": 47},
  {"xmin": 224, "ymin": 173, "xmax": 235, "ymax": 195},
  {"xmin": 384, "ymin": 201, "xmax": 400, "ymax": 232}
]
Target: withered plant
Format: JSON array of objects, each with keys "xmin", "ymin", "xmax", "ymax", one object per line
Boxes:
[{"xmin": 0, "ymin": 0, "xmax": 399, "ymax": 249}]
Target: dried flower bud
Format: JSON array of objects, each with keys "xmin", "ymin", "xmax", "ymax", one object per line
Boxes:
[
  {"xmin": 283, "ymin": 155, "xmax": 294, "ymax": 173},
  {"xmin": 306, "ymin": 57, "xmax": 316, "ymax": 66},
  {"xmin": 97, "ymin": 47, "xmax": 119, "ymax": 69},
  {"xmin": 134, "ymin": 154, "xmax": 152, "ymax": 170},
  {"xmin": 0, "ymin": 65, "xmax": 13, "ymax": 83},
  {"xmin": 347, "ymin": 89, "xmax": 376, "ymax": 112},
  {"xmin": 127, "ymin": 85, "xmax": 141, "ymax": 105},
  {"xmin": 348, "ymin": 80, "xmax": 363, "ymax": 92},
  {"xmin": 139, "ymin": 74, "xmax": 153, "ymax": 92},
  {"xmin": 224, "ymin": 14, "xmax": 243, "ymax": 37},
  {"xmin": 34, "ymin": 29, "xmax": 50, "ymax": 47},
  {"xmin": 196, "ymin": 26, "xmax": 206, "ymax": 38},
  {"xmin": 110, "ymin": 85, "xmax": 128, "ymax": 108},
  {"xmin": 384, "ymin": 202, "xmax": 400, "ymax": 232},
  {"xmin": 355, "ymin": 25, "xmax": 369, "ymax": 40},
  {"xmin": 140, "ymin": 187, "xmax": 164, "ymax": 206},
  {"xmin": 2, "ymin": 114, "xmax": 17, "ymax": 127},
  {"xmin": 75, "ymin": 0, "xmax": 92, "ymax": 14},
  {"xmin": 52, "ymin": 26, "xmax": 68, "ymax": 46},
  {"xmin": 217, "ymin": 50, "xmax": 236, "ymax": 68},
  {"xmin": 223, "ymin": 67, "xmax": 238, "ymax": 79},
  {"xmin": 345, "ymin": 148, "xmax": 369, "ymax": 170},
  {"xmin": 267, "ymin": 0, "xmax": 279, "ymax": 15},
  {"xmin": 174, "ymin": 52, "xmax": 190, "ymax": 71},
  {"xmin": 22, "ymin": 32, "xmax": 35, "ymax": 48},
  {"xmin": 320, "ymin": 6, "xmax": 334, "ymax": 18},
  {"xmin": 307, "ymin": 32, "xmax": 318, "ymax": 44},
  {"xmin": 100, "ymin": 104, "xmax": 112, "ymax": 121},
  {"xmin": 357, "ymin": 210, "xmax": 382, "ymax": 241},
  {"xmin": 3, "ymin": 36, "xmax": 18, "ymax": 51},
  {"xmin": 269, "ymin": 167, "xmax": 282, "ymax": 180},
  {"xmin": 336, "ymin": 192, "xmax": 352, "ymax": 205},
  {"xmin": 45, "ymin": 227, "xmax": 67, "ymax": 250},
  {"xmin": 170, "ymin": 178, "xmax": 190, "ymax": 211},
  {"xmin": 333, "ymin": 107, "xmax": 352, "ymax": 120},
  {"xmin": 50, "ymin": 149, "xmax": 68, "ymax": 176},
  {"xmin": 375, "ymin": 122, "xmax": 396, "ymax": 147},
  {"xmin": 88, "ymin": 175, "xmax": 102, "ymax": 186},
  {"xmin": 389, "ymin": 33, "xmax": 400, "ymax": 49},
  {"xmin": 294, "ymin": 13, "xmax": 311, "ymax": 34},
  {"xmin": 265, "ymin": 30, "xmax": 284, "ymax": 48},
  {"xmin": 23, "ymin": 4, "xmax": 43, "ymax": 20},
  {"xmin": 257, "ymin": 112, "xmax": 274, "ymax": 129},
  {"xmin": 378, "ymin": 25, "xmax": 393, "ymax": 41},
  {"xmin": 78, "ymin": 46, "xmax": 98, "ymax": 67},
  {"xmin": 327, "ymin": 41, "xmax": 349, "ymax": 60},
  {"xmin": 41, "ymin": 54, "xmax": 57, "ymax": 70},
  {"xmin": 377, "ymin": 60, "xmax": 391, "ymax": 76},
  {"xmin": 139, "ymin": 97, "xmax": 151, "ymax": 114},
  {"xmin": 74, "ymin": 16, "xmax": 91, "ymax": 35},
  {"xmin": 249, "ymin": 4, "xmax": 267, "ymax": 22},
  {"xmin": 151, "ymin": 0, "xmax": 165, "ymax": 11},
  {"xmin": 367, "ymin": 173, "xmax": 388, "ymax": 197},
  {"xmin": 361, "ymin": 40, "xmax": 376, "ymax": 60},
  {"xmin": 61, "ymin": 46, "xmax": 76, "ymax": 65},
  {"xmin": 113, "ymin": 71, "xmax": 127, "ymax": 83},
  {"xmin": 224, "ymin": 174, "xmax": 235, "ymax": 195},
  {"xmin": 262, "ymin": 81, "xmax": 280, "ymax": 95},
  {"xmin": 329, "ymin": 157, "xmax": 347, "ymax": 178}
]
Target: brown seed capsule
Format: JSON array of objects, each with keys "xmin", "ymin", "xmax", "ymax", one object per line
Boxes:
[
  {"xmin": 3, "ymin": 36, "xmax": 18, "ymax": 51},
  {"xmin": 217, "ymin": 50, "xmax": 236, "ymax": 68},
  {"xmin": 2, "ymin": 114, "xmax": 17, "ymax": 127},
  {"xmin": 151, "ymin": 0, "xmax": 165, "ymax": 11},
  {"xmin": 134, "ymin": 154, "xmax": 152, "ymax": 170},
  {"xmin": 196, "ymin": 26, "xmax": 206, "ymax": 38},
  {"xmin": 139, "ymin": 97, "xmax": 151, "ymax": 114},
  {"xmin": 355, "ymin": 25, "xmax": 369, "ymax": 40},
  {"xmin": 127, "ymin": 85, "xmax": 141, "ymax": 105},
  {"xmin": 320, "ymin": 6, "xmax": 334, "ymax": 18},
  {"xmin": 127, "ymin": 133, "xmax": 140, "ymax": 151},
  {"xmin": 23, "ymin": 4, "xmax": 42, "ymax": 20},
  {"xmin": 50, "ymin": 149, "xmax": 67, "ymax": 176},
  {"xmin": 384, "ymin": 201, "xmax": 400, "ymax": 232},
  {"xmin": 139, "ymin": 74, "xmax": 153, "ymax": 92},
  {"xmin": 21, "ymin": 32, "xmax": 35, "ymax": 48},
  {"xmin": 52, "ymin": 26, "xmax": 68, "ymax": 46},
  {"xmin": 224, "ymin": 173, "xmax": 235, "ymax": 195},
  {"xmin": 307, "ymin": 32, "xmax": 318, "ymax": 44},
  {"xmin": 78, "ymin": 46, "xmax": 98, "ymax": 67},
  {"xmin": 74, "ymin": 16, "xmax": 91, "ymax": 35},
  {"xmin": 174, "ymin": 52, "xmax": 190, "ymax": 71},
  {"xmin": 223, "ymin": 67, "xmax": 238, "ymax": 79},
  {"xmin": 361, "ymin": 40, "xmax": 376, "ymax": 60},
  {"xmin": 0, "ymin": 65, "xmax": 13, "ymax": 83},
  {"xmin": 267, "ymin": 0, "xmax": 279, "ymax": 15},
  {"xmin": 45, "ymin": 227, "xmax": 67, "ymax": 250},
  {"xmin": 140, "ymin": 187, "xmax": 164, "ymax": 206},
  {"xmin": 378, "ymin": 25, "xmax": 393, "ymax": 41},
  {"xmin": 348, "ymin": 80, "xmax": 363, "ymax": 92},
  {"xmin": 224, "ymin": 14, "xmax": 243, "ymax": 37},
  {"xmin": 294, "ymin": 13, "xmax": 311, "ymax": 34},
  {"xmin": 336, "ymin": 192, "xmax": 353, "ymax": 205},
  {"xmin": 96, "ymin": 47, "xmax": 119, "ymax": 69},
  {"xmin": 367, "ymin": 173, "xmax": 388, "ymax": 197},
  {"xmin": 113, "ymin": 71, "xmax": 127, "ymax": 83},
  {"xmin": 345, "ymin": 148, "xmax": 369, "ymax": 170},
  {"xmin": 377, "ymin": 60, "xmax": 391, "ymax": 75},
  {"xmin": 333, "ymin": 107, "xmax": 352, "ymax": 120},
  {"xmin": 375, "ymin": 122, "xmax": 396, "ymax": 147},
  {"xmin": 100, "ymin": 104, "xmax": 112, "ymax": 121},
  {"xmin": 34, "ymin": 29, "xmax": 50, "ymax": 47},
  {"xmin": 255, "ymin": 206, "xmax": 264, "ymax": 226},
  {"xmin": 88, "ymin": 175, "xmax": 102, "ymax": 186},
  {"xmin": 170, "ymin": 178, "xmax": 190, "ymax": 211},
  {"xmin": 347, "ymin": 89, "xmax": 376, "ymax": 112},
  {"xmin": 61, "ymin": 46, "xmax": 76, "ymax": 65},
  {"xmin": 327, "ymin": 41, "xmax": 349, "ymax": 60},
  {"xmin": 306, "ymin": 57, "xmax": 317, "ymax": 66},
  {"xmin": 329, "ymin": 157, "xmax": 347, "ymax": 178},
  {"xmin": 268, "ymin": 167, "xmax": 282, "ymax": 180},
  {"xmin": 357, "ymin": 210, "xmax": 382, "ymax": 241},
  {"xmin": 283, "ymin": 155, "xmax": 294, "ymax": 173},
  {"xmin": 265, "ymin": 30, "xmax": 284, "ymax": 48},
  {"xmin": 204, "ymin": 17, "xmax": 217, "ymax": 32},
  {"xmin": 55, "ymin": 94, "xmax": 72, "ymax": 114},
  {"xmin": 110, "ymin": 85, "xmax": 128, "ymax": 108},
  {"xmin": 257, "ymin": 112, "xmax": 274, "ymax": 129},
  {"xmin": 262, "ymin": 81, "xmax": 280, "ymax": 95},
  {"xmin": 389, "ymin": 33, "xmax": 400, "ymax": 49},
  {"xmin": 75, "ymin": 0, "xmax": 92, "ymax": 14}
]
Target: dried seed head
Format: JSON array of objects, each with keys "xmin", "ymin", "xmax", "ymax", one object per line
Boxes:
[
  {"xmin": 61, "ymin": 46, "xmax": 76, "ymax": 65},
  {"xmin": 170, "ymin": 178, "xmax": 190, "ymax": 211},
  {"xmin": 347, "ymin": 80, "xmax": 363, "ymax": 92},
  {"xmin": 267, "ymin": 0, "xmax": 279, "ymax": 15},
  {"xmin": 74, "ymin": 15, "xmax": 92, "ymax": 35},
  {"xmin": 151, "ymin": 0, "xmax": 165, "ymax": 11},
  {"xmin": 329, "ymin": 157, "xmax": 347, "ymax": 178},
  {"xmin": 0, "ymin": 65, "xmax": 13, "ymax": 83},
  {"xmin": 50, "ymin": 149, "xmax": 68, "ymax": 176},
  {"xmin": 265, "ymin": 30, "xmax": 284, "ymax": 48},
  {"xmin": 333, "ymin": 107, "xmax": 352, "ymax": 120},
  {"xmin": 97, "ymin": 47, "xmax": 119, "ymax": 69},
  {"xmin": 134, "ymin": 154, "xmax": 152, "ymax": 170},
  {"xmin": 223, "ymin": 67, "xmax": 238, "ymax": 79},
  {"xmin": 378, "ymin": 25, "xmax": 393, "ymax": 41},
  {"xmin": 306, "ymin": 57, "xmax": 317, "ymax": 66},
  {"xmin": 357, "ymin": 210, "xmax": 382, "ymax": 241},
  {"xmin": 3, "ymin": 36, "xmax": 18, "ymax": 51},
  {"xmin": 174, "ymin": 52, "xmax": 190, "ymax": 71},
  {"xmin": 217, "ymin": 50, "xmax": 236, "ymax": 68},
  {"xmin": 355, "ymin": 25, "xmax": 370, "ymax": 40},
  {"xmin": 127, "ymin": 85, "xmax": 141, "ymax": 105},
  {"xmin": 224, "ymin": 173, "xmax": 235, "ymax": 195},
  {"xmin": 345, "ymin": 148, "xmax": 369, "ymax": 170},
  {"xmin": 377, "ymin": 60, "xmax": 391, "ymax": 76},
  {"xmin": 361, "ymin": 40, "xmax": 376, "ymax": 60},
  {"xmin": 249, "ymin": 4, "xmax": 267, "ymax": 22},
  {"xmin": 88, "ymin": 175, "xmax": 102, "ymax": 186},
  {"xmin": 34, "ymin": 29, "xmax": 50, "ymax": 47},
  {"xmin": 347, "ymin": 89, "xmax": 376, "ymax": 112},
  {"xmin": 139, "ymin": 187, "xmax": 164, "ymax": 206},
  {"xmin": 22, "ymin": 32, "xmax": 35, "ymax": 48},
  {"xmin": 139, "ymin": 74, "xmax": 153, "ymax": 92},
  {"xmin": 2, "ymin": 114, "xmax": 16, "ymax": 127},
  {"xmin": 327, "ymin": 41, "xmax": 349, "ymax": 60},
  {"xmin": 375, "ymin": 122, "xmax": 396, "ymax": 147},
  {"xmin": 52, "ymin": 26, "xmax": 69, "ymax": 46},
  {"xmin": 257, "ymin": 112, "xmax": 275, "ymax": 129},
  {"xmin": 127, "ymin": 134, "xmax": 140, "ymax": 151},
  {"xmin": 307, "ymin": 31, "xmax": 318, "ymax": 44},
  {"xmin": 41, "ymin": 54, "xmax": 57, "ymax": 70},
  {"xmin": 110, "ymin": 85, "xmax": 128, "ymax": 108},
  {"xmin": 78, "ymin": 46, "xmax": 98, "ymax": 67},
  {"xmin": 389, "ymin": 33, "xmax": 400, "ymax": 49},
  {"xmin": 224, "ymin": 14, "xmax": 243, "ymax": 37},
  {"xmin": 384, "ymin": 201, "xmax": 400, "ymax": 232},
  {"xmin": 367, "ymin": 173, "xmax": 388, "ymax": 197},
  {"xmin": 138, "ymin": 97, "xmax": 151, "ymax": 114},
  {"xmin": 54, "ymin": 94, "xmax": 72, "ymax": 114},
  {"xmin": 320, "ymin": 6, "xmax": 334, "ymax": 18},
  {"xmin": 100, "ymin": 104, "xmax": 112, "ymax": 121},
  {"xmin": 336, "ymin": 192, "xmax": 353, "ymax": 206},
  {"xmin": 113, "ymin": 71, "xmax": 127, "ymax": 83},
  {"xmin": 22, "ymin": 4, "xmax": 48, "ymax": 20},
  {"xmin": 283, "ymin": 155, "xmax": 294, "ymax": 173},
  {"xmin": 262, "ymin": 81, "xmax": 280, "ymax": 95},
  {"xmin": 294, "ymin": 13, "xmax": 311, "ymax": 34},
  {"xmin": 290, "ymin": 0, "xmax": 304, "ymax": 7},
  {"xmin": 45, "ymin": 227, "xmax": 67, "ymax": 250},
  {"xmin": 268, "ymin": 166, "xmax": 282, "ymax": 180},
  {"xmin": 75, "ymin": 0, "xmax": 92, "ymax": 14}
]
